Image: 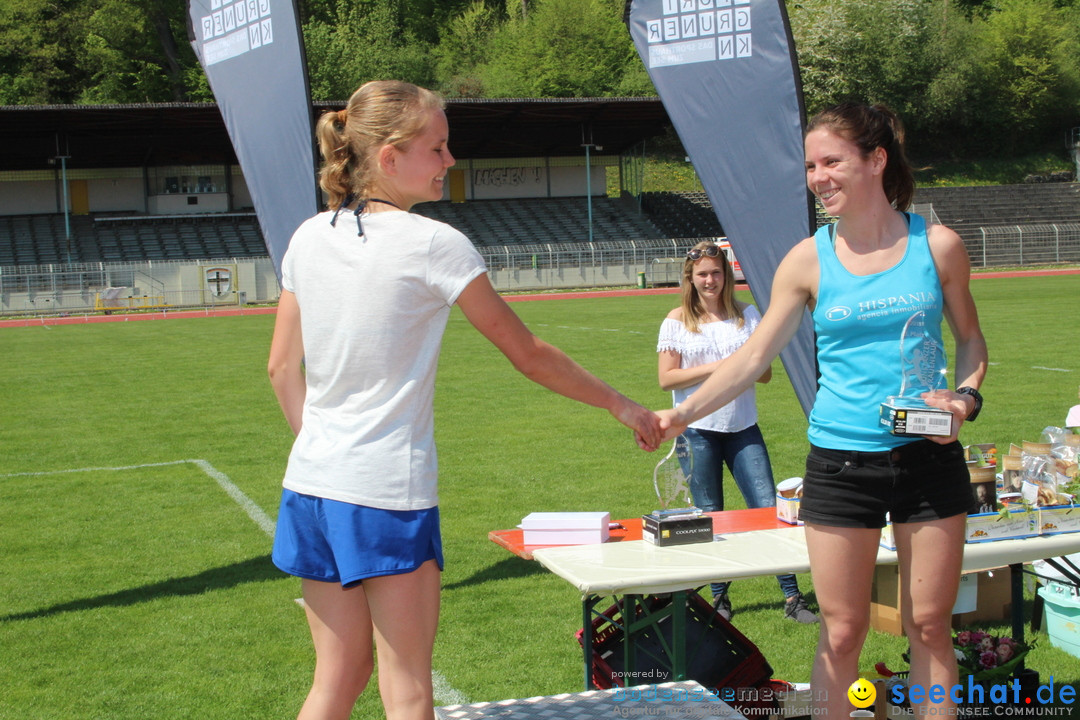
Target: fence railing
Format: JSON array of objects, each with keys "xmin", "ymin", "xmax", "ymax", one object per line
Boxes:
[
  {"xmin": 969, "ymin": 223, "xmax": 1080, "ymax": 267},
  {"xmin": 2, "ymin": 228, "xmax": 1078, "ymax": 318}
]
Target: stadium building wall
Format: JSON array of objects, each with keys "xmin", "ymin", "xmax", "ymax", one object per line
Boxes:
[{"xmin": 1, "ymin": 157, "xmax": 615, "ymax": 217}]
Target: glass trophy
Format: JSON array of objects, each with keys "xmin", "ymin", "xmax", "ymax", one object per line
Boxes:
[
  {"xmin": 652, "ymin": 433, "xmax": 694, "ymax": 511},
  {"xmin": 879, "ymin": 310, "xmax": 954, "ymax": 437}
]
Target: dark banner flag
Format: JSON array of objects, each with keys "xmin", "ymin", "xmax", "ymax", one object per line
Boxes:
[
  {"xmin": 186, "ymin": 0, "xmax": 318, "ymax": 276},
  {"xmin": 627, "ymin": 0, "xmax": 817, "ymax": 415}
]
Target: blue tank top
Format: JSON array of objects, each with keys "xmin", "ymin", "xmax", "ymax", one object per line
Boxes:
[{"xmin": 808, "ymin": 213, "xmax": 945, "ymax": 451}]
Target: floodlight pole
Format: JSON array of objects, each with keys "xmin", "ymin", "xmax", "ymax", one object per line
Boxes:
[
  {"xmin": 582, "ymin": 124, "xmax": 597, "ymax": 245},
  {"xmin": 584, "ymin": 141, "xmax": 594, "ymax": 244},
  {"xmin": 54, "ymin": 134, "xmax": 72, "ymax": 264}
]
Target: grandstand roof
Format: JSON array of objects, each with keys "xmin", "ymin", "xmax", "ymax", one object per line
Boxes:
[{"xmin": 0, "ymin": 98, "xmax": 671, "ymax": 172}]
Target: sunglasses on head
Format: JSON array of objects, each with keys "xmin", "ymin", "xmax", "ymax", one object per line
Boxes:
[{"xmin": 686, "ymin": 245, "xmax": 722, "ymax": 260}]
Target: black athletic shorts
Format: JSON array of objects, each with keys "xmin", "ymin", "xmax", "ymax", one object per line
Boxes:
[{"xmin": 799, "ymin": 439, "xmax": 970, "ymax": 529}]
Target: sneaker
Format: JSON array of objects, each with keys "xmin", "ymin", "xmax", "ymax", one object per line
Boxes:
[
  {"xmin": 712, "ymin": 594, "xmax": 733, "ymax": 622},
  {"xmin": 784, "ymin": 593, "xmax": 819, "ymax": 624}
]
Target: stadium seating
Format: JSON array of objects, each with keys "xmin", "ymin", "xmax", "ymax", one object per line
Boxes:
[
  {"xmin": 412, "ymin": 197, "xmax": 666, "ymax": 246},
  {"xmin": 0, "ymin": 213, "xmax": 268, "ymax": 266},
  {"xmin": 2, "ymin": 184, "xmax": 1077, "ymax": 268},
  {"xmin": 0, "ymin": 198, "xmax": 670, "ymax": 267},
  {"xmin": 639, "ymin": 191, "xmax": 724, "ymax": 238}
]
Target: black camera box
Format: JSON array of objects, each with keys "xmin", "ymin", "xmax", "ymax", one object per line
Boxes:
[{"xmin": 642, "ymin": 511, "xmax": 713, "ymax": 547}]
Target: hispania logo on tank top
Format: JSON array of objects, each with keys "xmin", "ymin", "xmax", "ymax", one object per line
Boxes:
[
  {"xmin": 825, "ymin": 291, "xmax": 938, "ymax": 322},
  {"xmin": 856, "ymin": 291, "xmax": 937, "ymax": 315}
]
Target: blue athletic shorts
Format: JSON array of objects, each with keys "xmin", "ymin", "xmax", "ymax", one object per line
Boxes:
[
  {"xmin": 799, "ymin": 439, "xmax": 970, "ymax": 529},
  {"xmin": 271, "ymin": 489, "xmax": 444, "ymax": 586}
]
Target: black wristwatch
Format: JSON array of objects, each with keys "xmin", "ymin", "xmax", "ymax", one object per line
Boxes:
[{"xmin": 956, "ymin": 386, "xmax": 983, "ymax": 422}]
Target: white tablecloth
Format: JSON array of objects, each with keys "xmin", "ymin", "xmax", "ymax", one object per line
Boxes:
[{"xmin": 532, "ymin": 527, "xmax": 1080, "ymax": 596}]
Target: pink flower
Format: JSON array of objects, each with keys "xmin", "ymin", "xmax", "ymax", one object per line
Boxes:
[
  {"xmin": 969, "ymin": 631, "xmax": 988, "ymax": 644},
  {"xmin": 979, "ymin": 650, "xmax": 998, "ymax": 669},
  {"xmin": 979, "ymin": 637, "xmax": 996, "ymax": 652},
  {"xmin": 996, "ymin": 643, "xmax": 1015, "ymax": 663},
  {"xmin": 998, "ymin": 637, "xmax": 1017, "ymax": 651},
  {"xmin": 956, "ymin": 631, "xmax": 972, "ymax": 647}
]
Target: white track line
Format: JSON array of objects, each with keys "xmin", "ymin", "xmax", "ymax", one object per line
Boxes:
[
  {"xmin": 1, "ymin": 459, "xmax": 469, "ymax": 705},
  {"xmin": 187, "ymin": 459, "xmax": 276, "ymax": 536}
]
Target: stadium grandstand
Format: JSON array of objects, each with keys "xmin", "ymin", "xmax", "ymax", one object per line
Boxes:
[{"xmin": 1, "ymin": 101, "xmax": 1078, "ymax": 317}]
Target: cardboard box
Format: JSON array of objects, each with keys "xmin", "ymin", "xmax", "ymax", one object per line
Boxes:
[
  {"xmin": 519, "ymin": 511, "xmax": 610, "ymax": 546},
  {"xmin": 642, "ymin": 511, "xmax": 712, "ymax": 546},
  {"xmin": 870, "ymin": 565, "xmax": 1011, "ymax": 636},
  {"xmin": 1038, "ymin": 504, "xmax": 1080, "ymax": 535},
  {"xmin": 775, "ymin": 493, "xmax": 802, "ymax": 526},
  {"xmin": 965, "ymin": 507, "xmax": 1040, "ymax": 542}
]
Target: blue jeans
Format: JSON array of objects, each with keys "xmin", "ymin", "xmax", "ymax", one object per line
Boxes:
[{"xmin": 681, "ymin": 425, "xmax": 800, "ymax": 600}]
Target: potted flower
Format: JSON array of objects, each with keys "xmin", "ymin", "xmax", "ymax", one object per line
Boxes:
[{"xmin": 953, "ymin": 630, "xmax": 1032, "ymax": 684}]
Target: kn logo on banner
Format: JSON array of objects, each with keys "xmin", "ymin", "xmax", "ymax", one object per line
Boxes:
[
  {"xmin": 644, "ymin": 0, "xmax": 753, "ymax": 68},
  {"xmin": 199, "ymin": 0, "xmax": 273, "ymax": 66}
]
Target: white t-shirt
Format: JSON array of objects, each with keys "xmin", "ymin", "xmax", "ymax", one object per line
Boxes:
[
  {"xmin": 280, "ymin": 209, "xmax": 487, "ymax": 510},
  {"xmin": 656, "ymin": 304, "xmax": 762, "ymax": 433}
]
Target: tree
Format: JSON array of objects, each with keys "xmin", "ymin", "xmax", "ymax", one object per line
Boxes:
[
  {"xmin": 788, "ymin": 0, "xmax": 943, "ymax": 120},
  {"xmin": 432, "ymin": 1, "xmax": 501, "ymax": 97},
  {"xmin": 787, "ymin": 0, "xmax": 1080, "ymax": 155},
  {"xmin": 79, "ymin": 0, "xmax": 195, "ymax": 103},
  {"xmin": 0, "ymin": 0, "xmax": 203, "ymax": 104},
  {"xmin": 477, "ymin": 0, "xmax": 645, "ymax": 98},
  {"xmin": 302, "ymin": 0, "xmax": 434, "ymax": 100},
  {"xmin": 969, "ymin": 0, "xmax": 1080, "ymax": 150},
  {"xmin": 0, "ymin": 0, "xmax": 95, "ymax": 104}
]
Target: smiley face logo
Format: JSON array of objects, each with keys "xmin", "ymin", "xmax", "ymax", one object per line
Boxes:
[{"xmin": 847, "ymin": 678, "xmax": 876, "ymax": 709}]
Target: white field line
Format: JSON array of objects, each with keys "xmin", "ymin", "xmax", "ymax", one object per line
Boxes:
[{"xmin": 0, "ymin": 459, "xmax": 469, "ymax": 706}]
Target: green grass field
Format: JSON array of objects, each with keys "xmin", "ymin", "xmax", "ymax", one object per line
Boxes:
[{"xmin": 2, "ymin": 274, "xmax": 1078, "ymax": 719}]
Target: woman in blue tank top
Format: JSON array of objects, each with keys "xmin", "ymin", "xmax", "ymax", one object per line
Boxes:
[{"xmin": 655, "ymin": 103, "xmax": 987, "ymax": 717}]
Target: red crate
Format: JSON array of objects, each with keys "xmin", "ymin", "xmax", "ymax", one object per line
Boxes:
[{"xmin": 575, "ymin": 590, "xmax": 773, "ymax": 695}]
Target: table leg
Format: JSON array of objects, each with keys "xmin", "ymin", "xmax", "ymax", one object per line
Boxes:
[
  {"xmin": 671, "ymin": 589, "xmax": 687, "ymax": 681},
  {"xmin": 583, "ymin": 594, "xmax": 594, "ymax": 691},
  {"xmin": 1010, "ymin": 563, "xmax": 1024, "ymax": 644}
]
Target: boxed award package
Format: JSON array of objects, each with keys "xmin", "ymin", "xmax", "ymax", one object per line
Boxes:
[
  {"xmin": 642, "ymin": 508, "xmax": 712, "ymax": 547},
  {"xmin": 519, "ymin": 511, "xmax": 610, "ymax": 546},
  {"xmin": 879, "ymin": 401, "xmax": 953, "ymax": 437}
]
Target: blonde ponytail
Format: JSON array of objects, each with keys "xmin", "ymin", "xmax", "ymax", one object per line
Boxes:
[{"xmin": 316, "ymin": 81, "xmax": 445, "ymax": 212}]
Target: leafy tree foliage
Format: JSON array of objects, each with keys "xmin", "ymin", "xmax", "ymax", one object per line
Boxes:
[
  {"xmin": 970, "ymin": 0, "xmax": 1080, "ymax": 150},
  {"xmin": 431, "ymin": 1, "xmax": 502, "ymax": 98},
  {"xmin": 0, "ymin": 0, "xmax": 203, "ymax": 104},
  {"xmin": 475, "ymin": 0, "xmax": 643, "ymax": 98},
  {"xmin": 0, "ymin": 0, "xmax": 96, "ymax": 104},
  {"xmin": 302, "ymin": 0, "xmax": 433, "ymax": 100},
  {"xmin": 788, "ymin": 0, "xmax": 1080, "ymax": 154}
]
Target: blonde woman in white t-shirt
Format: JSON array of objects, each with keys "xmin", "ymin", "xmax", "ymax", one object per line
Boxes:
[
  {"xmin": 267, "ymin": 80, "xmax": 662, "ymax": 720},
  {"xmin": 657, "ymin": 240, "xmax": 817, "ymax": 624}
]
